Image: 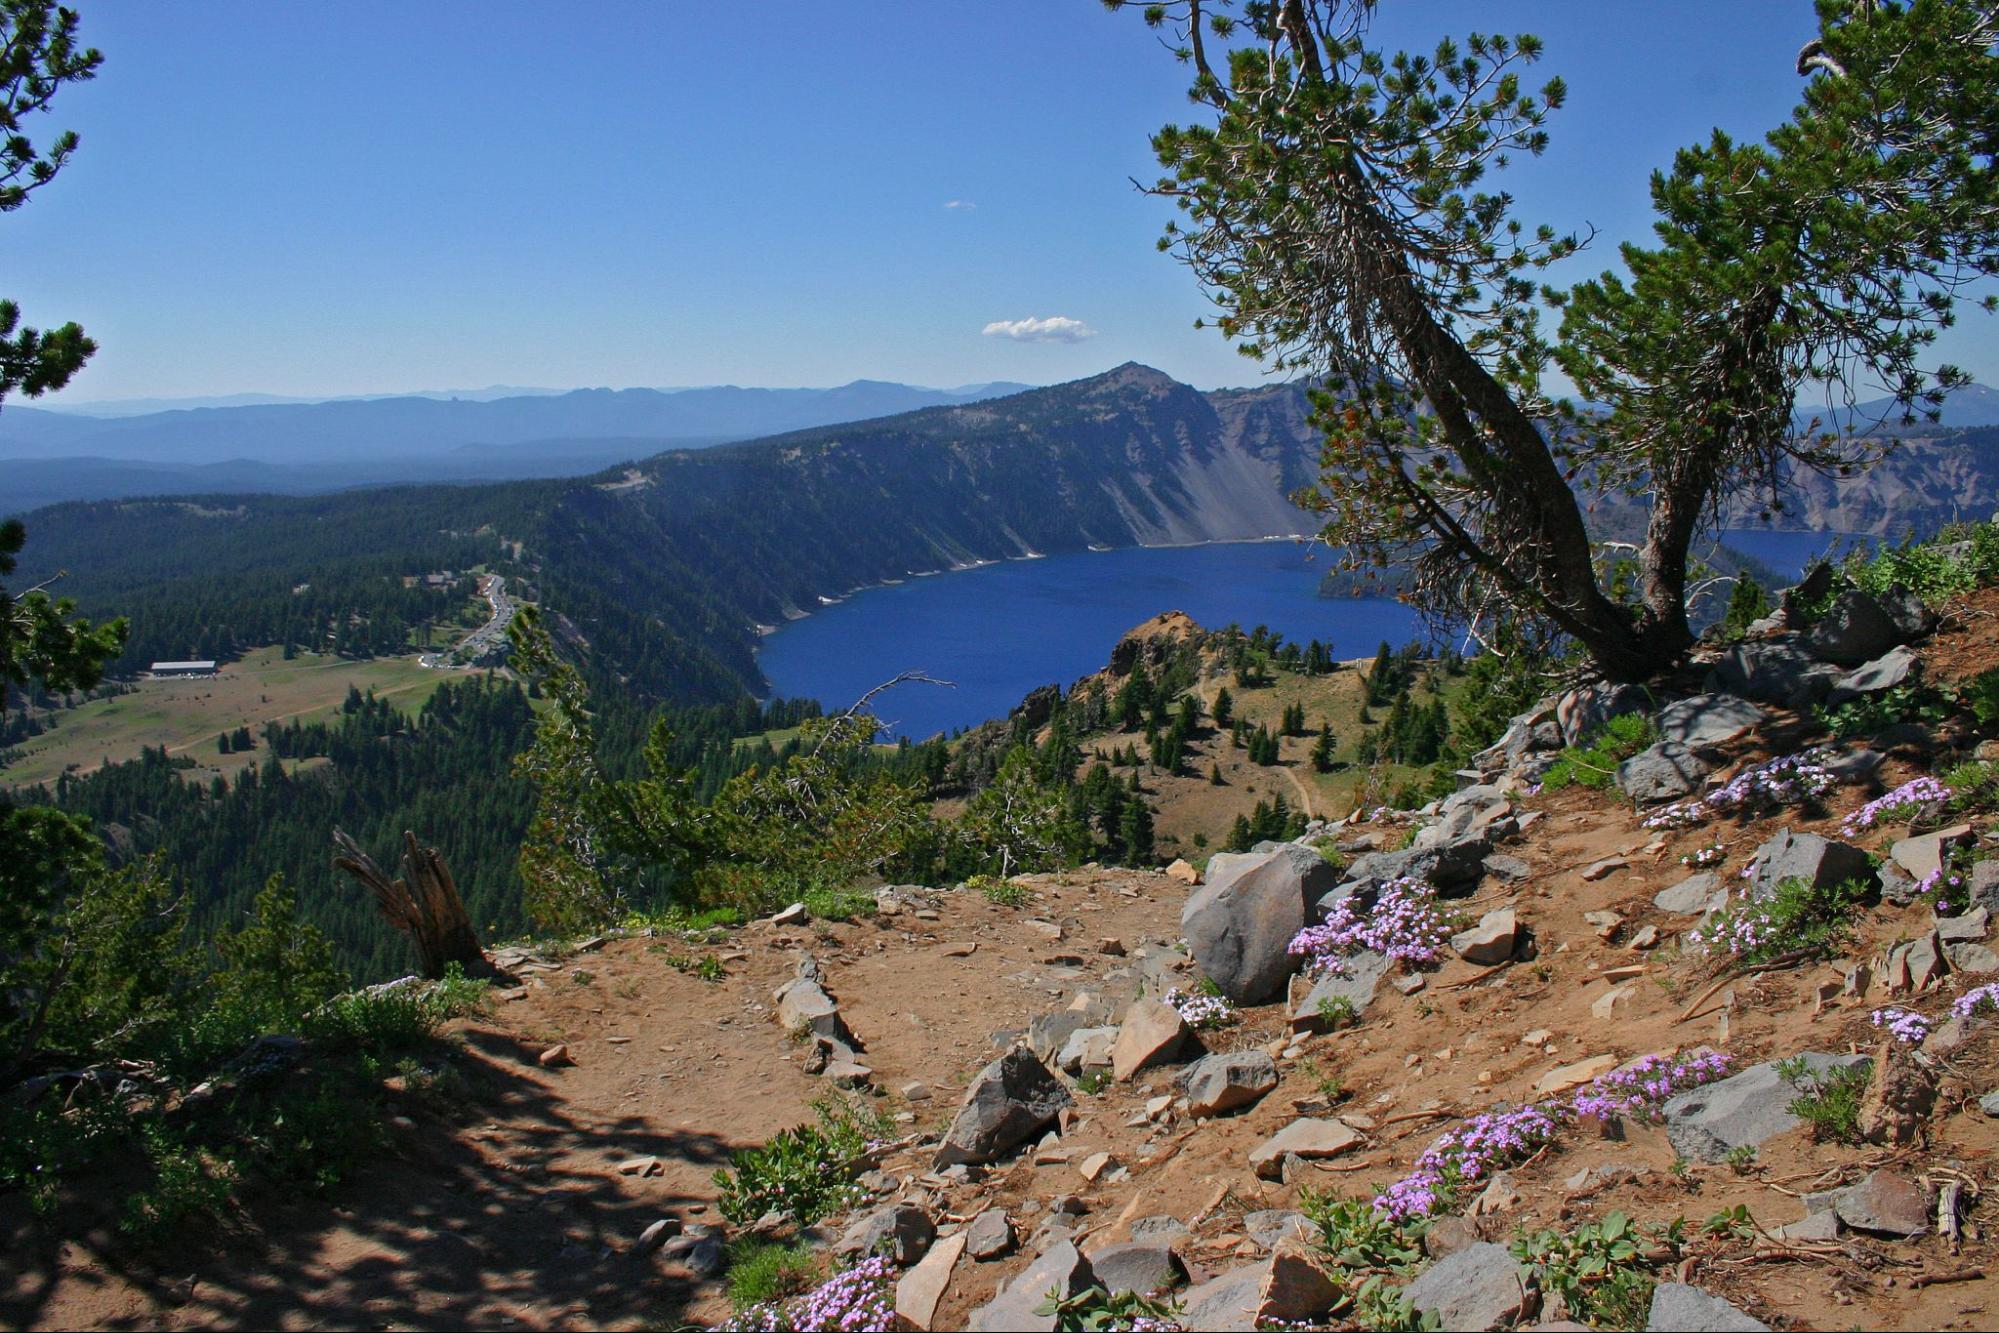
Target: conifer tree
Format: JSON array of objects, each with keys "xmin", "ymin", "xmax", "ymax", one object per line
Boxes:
[{"xmin": 1119, "ymin": 0, "xmax": 1999, "ymax": 682}]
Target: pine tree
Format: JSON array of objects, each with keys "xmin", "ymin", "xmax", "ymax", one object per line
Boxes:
[
  {"xmin": 1211, "ymin": 686, "xmax": 1232, "ymax": 725},
  {"xmin": 1311, "ymin": 724, "xmax": 1336, "ymax": 773}
]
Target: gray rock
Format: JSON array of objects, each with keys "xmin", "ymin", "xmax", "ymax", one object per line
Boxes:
[
  {"xmin": 1979, "ymin": 1089, "xmax": 1999, "ymax": 1118},
  {"xmin": 1344, "ymin": 836, "xmax": 1488, "ymax": 897},
  {"xmin": 1557, "ymin": 682, "xmax": 1651, "ymax": 746},
  {"xmin": 1824, "ymin": 747, "xmax": 1884, "ymax": 784},
  {"xmin": 773, "ymin": 977, "xmax": 848, "ymax": 1044},
  {"xmin": 1243, "ymin": 1209, "xmax": 1316, "ymax": 1249},
  {"xmin": 1054, "ymin": 1026, "xmax": 1119, "ymax": 1075},
  {"xmin": 1176, "ymin": 1049, "xmax": 1280, "ymax": 1117},
  {"xmin": 966, "ymin": 1207, "xmax": 1014, "ymax": 1260},
  {"xmin": 968, "ymin": 1239, "xmax": 1095, "ymax": 1332},
  {"xmin": 1249, "ymin": 1118, "xmax": 1363, "ymax": 1178},
  {"xmin": 1027, "ymin": 1009, "xmax": 1104, "ymax": 1066},
  {"xmin": 1707, "ymin": 637, "xmax": 1841, "ymax": 707},
  {"xmin": 1662, "ymin": 1053, "xmax": 1872, "ymax": 1162},
  {"xmin": 1084, "ymin": 1240, "xmax": 1187, "ymax": 1297},
  {"xmin": 1617, "ymin": 740, "xmax": 1710, "ymax": 803},
  {"xmin": 1654, "ymin": 872, "xmax": 1725, "ymax": 916},
  {"xmin": 1178, "ymin": 1245, "xmax": 1339, "ymax": 1332},
  {"xmin": 1833, "ymin": 1169, "xmax": 1930, "ymax": 1237},
  {"xmin": 1110, "ymin": 998, "xmax": 1188, "ymax": 1081},
  {"xmin": 1482, "ymin": 853, "xmax": 1531, "ymax": 882},
  {"xmin": 1451, "ymin": 908, "xmax": 1521, "ymax": 965},
  {"xmin": 1128, "ymin": 1214, "xmax": 1189, "ymax": 1243},
  {"xmin": 1645, "ymin": 1283, "xmax": 1770, "ymax": 1331},
  {"xmin": 1826, "ymin": 645, "xmax": 1920, "ymax": 705},
  {"xmin": 935, "ymin": 1046, "xmax": 1074, "ymax": 1167},
  {"xmin": 1936, "ymin": 906, "xmax": 1990, "ymax": 942},
  {"xmin": 1181, "ymin": 845, "xmax": 1334, "ymax": 1003},
  {"xmin": 1406, "ymin": 1241, "xmax": 1534, "ymax": 1331},
  {"xmin": 1974, "ymin": 859, "xmax": 1999, "ymax": 917},
  {"xmin": 1655, "ymin": 694, "xmax": 1765, "ymax": 749},
  {"xmin": 1748, "ymin": 829, "xmax": 1874, "ymax": 902},
  {"xmin": 835, "ymin": 1203, "xmax": 936, "ymax": 1265},
  {"xmin": 1948, "ymin": 943, "xmax": 1999, "ymax": 974},
  {"xmin": 1290, "ymin": 950, "xmax": 1392, "ymax": 1031},
  {"xmin": 1807, "ymin": 588, "xmax": 1915, "ymax": 665}
]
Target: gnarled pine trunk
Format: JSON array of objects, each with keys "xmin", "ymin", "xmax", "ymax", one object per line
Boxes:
[{"xmin": 332, "ymin": 829, "xmax": 500, "ymax": 979}]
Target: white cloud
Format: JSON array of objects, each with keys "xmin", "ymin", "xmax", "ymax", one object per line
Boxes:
[
  {"xmin": 943, "ymin": 199, "xmax": 976, "ymax": 211},
  {"xmin": 981, "ymin": 315, "xmax": 1097, "ymax": 344}
]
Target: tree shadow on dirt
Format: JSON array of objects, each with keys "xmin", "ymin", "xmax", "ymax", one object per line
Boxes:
[{"xmin": 1, "ymin": 1021, "xmax": 748, "ymax": 1331}]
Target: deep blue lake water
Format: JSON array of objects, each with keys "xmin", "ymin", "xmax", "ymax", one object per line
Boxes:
[
  {"xmin": 757, "ymin": 542, "xmax": 1425, "ymax": 740},
  {"xmin": 1714, "ymin": 528, "xmax": 1873, "ymax": 582}
]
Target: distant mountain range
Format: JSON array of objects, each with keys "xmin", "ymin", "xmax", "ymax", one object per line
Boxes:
[
  {"xmin": 0, "ymin": 378, "xmax": 1034, "ymax": 511},
  {"xmin": 14, "ymin": 363, "xmax": 1999, "ymax": 708}
]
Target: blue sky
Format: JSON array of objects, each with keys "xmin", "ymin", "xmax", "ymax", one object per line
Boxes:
[{"xmin": 3, "ymin": 1, "xmax": 1992, "ymax": 402}]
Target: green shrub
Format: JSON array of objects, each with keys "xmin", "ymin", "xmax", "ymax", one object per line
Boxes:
[
  {"xmin": 121, "ymin": 1124, "xmax": 235, "ymax": 1246},
  {"xmin": 1694, "ymin": 875, "xmax": 1874, "ymax": 966},
  {"xmin": 1778, "ymin": 1057, "xmax": 1871, "ymax": 1145},
  {"xmin": 1299, "ymin": 1190, "xmax": 1426, "ymax": 1272},
  {"xmin": 305, "ymin": 964, "xmax": 490, "ymax": 1051},
  {"xmin": 973, "ymin": 876, "xmax": 1029, "ymax": 908},
  {"xmin": 1963, "ymin": 667, "xmax": 1999, "ymax": 731},
  {"xmin": 1511, "ymin": 1211, "xmax": 1674, "ymax": 1332},
  {"xmin": 1542, "ymin": 713, "xmax": 1656, "ymax": 792},
  {"xmin": 1034, "ymin": 1286, "xmax": 1187, "ymax": 1331},
  {"xmin": 713, "ymin": 1095, "xmax": 889, "ymax": 1224},
  {"xmin": 801, "ymin": 885, "xmax": 876, "ymax": 922},
  {"xmin": 1814, "ymin": 683, "xmax": 1948, "ymax": 740},
  {"xmin": 1945, "ymin": 759, "xmax": 1999, "ymax": 815},
  {"xmin": 727, "ymin": 1239, "xmax": 821, "ymax": 1310}
]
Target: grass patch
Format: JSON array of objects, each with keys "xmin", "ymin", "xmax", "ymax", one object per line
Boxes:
[
  {"xmin": 971, "ymin": 875, "xmax": 1029, "ymax": 908},
  {"xmin": 727, "ymin": 1239, "xmax": 822, "ymax": 1311},
  {"xmin": 1779, "ymin": 1057, "xmax": 1871, "ymax": 1145},
  {"xmin": 1541, "ymin": 712, "xmax": 1656, "ymax": 792}
]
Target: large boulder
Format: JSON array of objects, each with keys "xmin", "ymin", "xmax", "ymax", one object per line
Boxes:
[
  {"xmin": 968, "ymin": 1240, "xmax": 1095, "ymax": 1332},
  {"xmin": 1646, "ymin": 1284, "xmax": 1769, "ymax": 1332},
  {"xmin": 1654, "ymin": 872, "xmax": 1727, "ymax": 917},
  {"xmin": 1556, "ymin": 682, "xmax": 1650, "ymax": 746},
  {"xmin": 1747, "ymin": 829, "xmax": 1874, "ymax": 902},
  {"xmin": 1084, "ymin": 1240, "xmax": 1187, "ymax": 1297},
  {"xmin": 1662, "ymin": 1053, "xmax": 1872, "ymax": 1162},
  {"xmin": 1826, "ymin": 645, "xmax": 1920, "ymax": 705},
  {"xmin": 1617, "ymin": 741, "xmax": 1709, "ymax": 804},
  {"xmin": 1406, "ymin": 1241, "xmax": 1535, "ymax": 1331},
  {"xmin": 935, "ymin": 1047, "xmax": 1074, "ymax": 1167},
  {"xmin": 1655, "ymin": 694, "xmax": 1765, "ymax": 749},
  {"xmin": 1181, "ymin": 846, "xmax": 1334, "ymax": 1003},
  {"xmin": 1706, "ymin": 637, "xmax": 1842, "ymax": 707},
  {"xmin": 1178, "ymin": 1243, "xmax": 1339, "ymax": 1332},
  {"xmin": 1176, "ymin": 1049, "xmax": 1279, "ymax": 1117},
  {"xmin": 1343, "ymin": 837, "xmax": 1487, "ymax": 897},
  {"xmin": 1806, "ymin": 588, "xmax": 1930, "ymax": 666}
]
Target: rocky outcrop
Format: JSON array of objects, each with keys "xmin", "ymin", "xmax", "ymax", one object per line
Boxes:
[
  {"xmin": 1181, "ymin": 845, "xmax": 1332, "ymax": 1003},
  {"xmin": 935, "ymin": 1047, "xmax": 1074, "ymax": 1167}
]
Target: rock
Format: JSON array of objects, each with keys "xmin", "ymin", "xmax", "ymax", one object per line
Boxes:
[
  {"xmin": 835, "ymin": 1203, "xmax": 936, "ymax": 1265},
  {"xmin": 1483, "ymin": 853, "xmax": 1531, "ymax": 882},
  {"xmin": 1834, "ymin": 1168, "xmax": 1930, "ymax": 1237},
  {"xmin": 1249, "ymin": 1118, "xmax": 1362, "ymax": 1179},
  {"xmin": 1590, "ymin": 984, "xmax": 1635, "ymax": 1021},
  {"xmin": 935, "ymin": 1046, "xmax": 1074, "ymax": 1167},
  {"xmin": 1618, "ymin": 741, "xmax": 1710, "ymax": 803},
  {"xmin": 1972, "ymin": 859, "xmax": 1999, "ymax": 916},
  {"xmin": 1407, "ymin": 1241, "xmax": 1535, "ymax": 1331},
  {"xmin": 1824, "ymin": 747, "xmax": 1884, "ymax": 784},
  {"xmin": 1243, "ymin": 1209, "xmax": 1316, "ymax": 1249},
  {"xmin": 1655, "ymin": 872, "xmax": 1726, "ymax": 916},
  {"xmin": 1889, "ymin": 930, "xmax": 1950, "ymax": 991},
  {"xmin": 1289, "ymin": 950, "xmax": 1392, "ymax": 1031},
  {"xmin": 636, "ymin": 1217, "xmax": 682, "ymax": 1255},
  {"xmin": 1110, "ymin": 998, "xmax": 1187, "ymax": 1081},
  {"xmin": 895, "ymin": 1231, "xmax": 966, "ymax": 1331},
  {"xmin": 1556, "ymin": 682, "xmax": 1650, "ymax": 747},
  {"xmin": 901, "ymin": 1080, "xmax": 933, "ymax": 1102},
  {"xmin": 1891, "ymin": 824, "xmax": 1974, "ymax": 881},
  {"xmin": 1055, "ymin": 1026, "xmax": 1119, "ymax": 1076},
  {"xmin": 1129, "ymin": 1214, "xmax": 1189, "ymax": 1243},
  {"xmin": 1085, "ymin": 1240, "xmax": 1187, "ymax": 1297},
  {"xmin": 1655, "ymin": 694, "xmax": 1765, "ymax": 749},
  {"xmin": 770, "ymin": 901, "xmax": 809, "ymax": 926},
  {"xmin": 1708, "ymin": 637, "xmax": 1842, "ymax": 707},
  {"xmin": 1452, "ymin": 908, "xmax": 1521, "ymax": 965},
  {"xmin": 1423, "ymin": 1214, "xmax": 1482, "ymax": 1261},
  {"xmin": 1645, "ymin": 1283, "xmax": 1770, "ymax": 1331},
  {"xmin": 538, "ymin": 1043, "xmax": 572, "ymax": 1067},
  {"xmin": 1770, "ymin": 1210, "xmax": 1842, "ymax": 1243},
  {"xmin": 1937, "ymin": 906, "xmax": 1990, "ymax": 942},
  {"xmin": 1078, "ymin": 1151, "xmax": 1118, "ymax": 1183},
  {"xmin": 1166, "ymin": 858, "xmax": 1201, "ymax": 885},
  {"xmin": 1027, "ymin": 1002, "xmax": 1110, "ymax": 1065},
  {"xmin": 1534, "ymin": 1054, "xmax": 1621, "ymax": 1097},
  {"xmin": 1176, "ymin": 1049, "xmax": 1279, "ymax": 1117},
  {"xmin": 966, "ymin": 1208, "xmax": 1014, "ymax": 1260},
  {"xmin": 1628, "ymin": 924, "xmax": 1661, "ymax": 950},
  {"xmin": 1806, "ymin": 588, "xmax": 1915, "ymax": 665},
  {"xmin": 1826, "ymin": 645, "xmax": 1920, "ymax": 705},
  {"xmin": 1581, "ymin": 857, "xmax": 1628, "ymax": 882},
  {"xmin": 1662, "ymin": 1053, "xmax": 1872, "ymax": 1162},
  {"xmin": 1856, "ymin": 1038, "xmax": 1936, "ymax": 1146},
  {"xmin": 1748, "ymin": 829, "xmax": 1874, "ymax": 902},
  {"xmin": 1098, "ymin": 937, "xmax": 1126, "ymax": 956},
  {"xmin": 1948, "ymin": 943, "xmax": 1999, "ymax": 974},
  {"xmin": 968, "ymin": 1239, "xmax": 1096, "ymax": 1332},
  {"xmin": 774, "ymin": 978, "xmax": 848, "ymax": 1044},
  {"xmin": 1181, "ymin": 845, "xmax": 1334, "ymax": 1003},
  {"xmin": 1179, "ymin": 1243, "xmax": 1339, "ymax": 1332},
  {"xmin": 1344, "ymin": 835, "xmax": 1488, "ymax": 897},
  {"xmin": 1980, "ymin": 1089, "xmax": 1999, "ymax": 1118}
]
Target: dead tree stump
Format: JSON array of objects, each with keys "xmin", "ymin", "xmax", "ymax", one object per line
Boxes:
[{"xmin": 332, "ymin": 829, "xmax": 501, "ymax": 979}]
